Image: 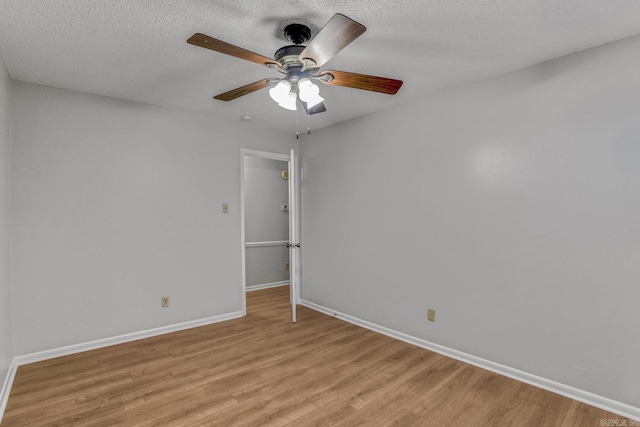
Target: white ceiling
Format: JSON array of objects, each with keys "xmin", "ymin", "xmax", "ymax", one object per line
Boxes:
[{"xmin": 1, "ymin": 0, "xmax": 639, "ymax": 133}]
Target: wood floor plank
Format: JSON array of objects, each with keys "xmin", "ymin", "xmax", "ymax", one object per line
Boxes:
[
  {"xmin": 122, "ymin": 386, "xmax": 238, "ymax": 426},
  {"xmin": 1, "ymin": 285, "xmax": 633, "ymax": 426},
  {"xmin": 283, "ymin": 399, "xmax": 357, "ymax": 427}
]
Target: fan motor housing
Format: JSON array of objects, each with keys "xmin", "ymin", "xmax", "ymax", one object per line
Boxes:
[
  {"xmin": 273, "ymin": 45, "xmax": 314, "ymax": 73},
  {"xmin": 274, "ymin": 45, "xmax": 305, "ymax": 63}
]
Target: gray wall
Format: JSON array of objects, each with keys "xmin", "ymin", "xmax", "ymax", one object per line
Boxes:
[
  {"xmin": 0, "ymin": 56, "xmax": 13, "ymax": 384},
  {"xmin": 10, "ymin": 82, "xmax": 295, "ymax": 355},
  {"xmin": 244, "ymin": 157, "xmax": 289, "ymax": 287},
  {"xmin": 300, "ymin": 34, "xmax": 640, "ymax": 408}
]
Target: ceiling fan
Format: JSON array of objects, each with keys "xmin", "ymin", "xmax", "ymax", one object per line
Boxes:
[{"xmin": 187, "ymin": 13, "xmax": 403, "ymax": 115}]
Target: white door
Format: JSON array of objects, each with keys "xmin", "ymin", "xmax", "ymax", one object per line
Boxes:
[{"xmin": 288, "ymin": 149, "xmax": 299, "ymax": 323}]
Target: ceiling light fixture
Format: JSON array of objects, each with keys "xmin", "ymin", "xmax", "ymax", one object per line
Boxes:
[{"xmin": 268, "ymin": 75, "xmax": 324, "ymax": 111}]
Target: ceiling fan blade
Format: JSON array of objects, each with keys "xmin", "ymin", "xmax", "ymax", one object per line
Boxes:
[
  {"xmin": 299, "ymin": 14, "xmax": 366, "ymax": 68},
  {"xmin": 214, "ymin": 78, "xmax": 273, "ymax": 101},
  {"xmin": 188, "ymin": 33, "xmax": 281, "ymax": 68},
  {"xmin": 319, "ymin": 70, "xmax": 403, "ymax": 95}
]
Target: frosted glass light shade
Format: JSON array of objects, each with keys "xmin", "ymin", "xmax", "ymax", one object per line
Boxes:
[
  {"xmin": 279, "ymin": 90, "xmax": 298, "ymax": 110},
  {"xmin": 269, "ymin": 80, "xmax": 291, "ymax": 104},
  {"xmin": 298, "ymin": 78, "xmax": 324, "ymax": 108}
]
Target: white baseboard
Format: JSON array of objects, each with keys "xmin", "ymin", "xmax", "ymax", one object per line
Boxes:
[
  {"xmin": 246, "ymin": 281, "xmax": 289, "ymax": 292},
  {"xmin": 15, "ymin": 310, "xmax": 243, "ymax": 366},
  {"xmin": 299, "ymin": 299, "xmax": 640, "ymax": 422},
  {"xmin": 0, "ymin": 310, "xmax": 243, "ymax": 423},
  {"xmin": 0, "ymin": 359, "xmax": 18, "ymax": 423}
]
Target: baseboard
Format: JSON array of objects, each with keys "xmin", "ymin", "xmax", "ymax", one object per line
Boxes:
[
  {"xmin": 299, "ymin": 299, "xmax": 640, "ymax": 422},
  {"xmin": 0, "ymin": 359, "xmax": 18, "ymax": 423},
  {"xmin": 246, "ymin": 281, "xmax": 289, "ymax": 292},
  {"xmin": 14, "ymin": 310, "xmax": 243, "ymax": 366}
]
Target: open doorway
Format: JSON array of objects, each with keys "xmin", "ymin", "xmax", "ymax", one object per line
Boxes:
[
  {"xmin": 244, "ymin": 156, "xmax": 289, "ymax": 291},
  {"xmin": 240, "ymin": 149, "xmax": 299, "ymax": 321}
]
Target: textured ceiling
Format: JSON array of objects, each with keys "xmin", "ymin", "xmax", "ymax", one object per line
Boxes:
[{"xmin": 1, "ymin": 0, "xmax": 640, "ymax": 134}]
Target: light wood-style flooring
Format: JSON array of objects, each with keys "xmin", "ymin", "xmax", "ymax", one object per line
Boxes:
[{"xmin": 2, "ymin": 286, "xmax": 629, "ymax": 426}]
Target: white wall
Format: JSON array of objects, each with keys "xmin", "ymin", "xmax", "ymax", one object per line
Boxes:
[
  {"xmin": 244, "ymin": 157, "xmax": 289, "ymax": 287},
  {"xmin": 301, "ymin": 34, "xmax": 640, "ymax": 408},
  {"xmin": 10, "ymin": 82, "xmax": 294, "ymax": 355},
  {"xmin": 0, "ymin": 56, "xmax": 13, "ymax": 383}
]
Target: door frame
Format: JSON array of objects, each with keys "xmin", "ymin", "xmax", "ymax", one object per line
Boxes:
[{"xmin": 240, "ymin": 148, "xmax": 296, "ymax": 316}]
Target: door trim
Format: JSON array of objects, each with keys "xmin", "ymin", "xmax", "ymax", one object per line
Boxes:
[{"xmin": 240, "ymin": 149, "xmax": 292, "ymax": 316}]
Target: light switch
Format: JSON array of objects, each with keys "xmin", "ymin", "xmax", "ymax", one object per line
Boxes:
[{"xmin": 222, "ymin": 203, "xmax": 229, "ymax": 214}]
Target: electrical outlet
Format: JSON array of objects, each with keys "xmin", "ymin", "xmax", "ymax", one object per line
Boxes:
[
  {"xmin": 162, "ymin": 296, "xmax": 170, "ymax": 308},
  {"xmin": 427, "ymin": 308, "xmax": 436, "ymax": 322},
  {"xmin": 285, "ymin": 262, "xmax": 289, "ymax": 270}
]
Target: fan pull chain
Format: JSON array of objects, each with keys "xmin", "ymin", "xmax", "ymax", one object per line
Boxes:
[{"xmin": 307, "ymin": 108, "xmax": 311, "ymax": 135}]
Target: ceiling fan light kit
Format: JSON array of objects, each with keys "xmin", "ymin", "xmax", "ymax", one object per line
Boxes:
[{"xmin": 188, "ymin": 13, "xmax": 403, "ymax": 132}]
